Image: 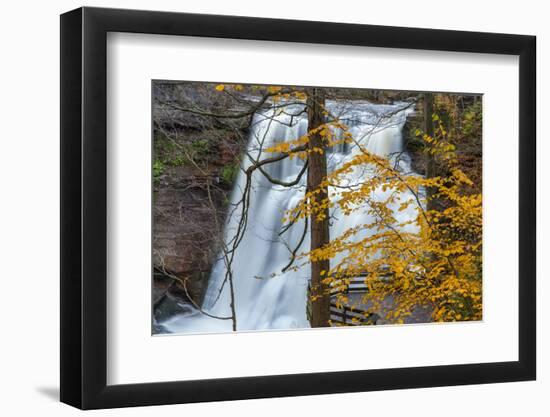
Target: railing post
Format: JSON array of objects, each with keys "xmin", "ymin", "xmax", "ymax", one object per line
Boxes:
[{"xmin": 343, "ymin": 306, "xmax": 347, "ymax": 324}]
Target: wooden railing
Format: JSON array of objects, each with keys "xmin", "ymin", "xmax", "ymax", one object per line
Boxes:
[
  {"xmin": 330, "ymin": 302, "xmax": 379, "ymax": 326},
  {"xmin": 327, "ymin": 274, "xmax": 369, "ymax": 295},
  {"xmin": 307, "ymin": 273, "xmax": 379, "ymax": 326}
]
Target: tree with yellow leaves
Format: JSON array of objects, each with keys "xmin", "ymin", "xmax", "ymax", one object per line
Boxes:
[{"xmin": 280, "ymin": 95, "xmax": 483, "ymax": 323}]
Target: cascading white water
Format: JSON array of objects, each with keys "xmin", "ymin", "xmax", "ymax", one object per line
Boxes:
[{"xmin": 160, "ymin": 100, "xmax": 416, "ymax": 334}]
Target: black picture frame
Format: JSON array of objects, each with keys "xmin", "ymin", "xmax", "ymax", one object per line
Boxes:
[{"xmin": 60, "ymin": 6, "xmax": 536, "ymax": 410}]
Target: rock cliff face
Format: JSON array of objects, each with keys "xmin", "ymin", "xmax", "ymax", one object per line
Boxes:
[
  {"xmin": 153, "ymin": 130, "xmax": 245, "ymax": 307},
  {"xmin": 152, "ymin": 82, "xmax": 250, "ymax": 312},
  {"xmin": 154, "ymin": 168, "xmax": 224, "ymax": 302}
]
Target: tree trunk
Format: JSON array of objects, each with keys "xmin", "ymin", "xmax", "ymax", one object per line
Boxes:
[
  {"xmin": 424, "ymin": 93, "xmax": 437, "ymax": 211},
  {"xmin": 306, "ymin": 88, "xmax": 331, "ymax": 327}
]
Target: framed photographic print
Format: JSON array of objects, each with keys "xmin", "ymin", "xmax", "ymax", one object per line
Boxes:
[{"xmin": 60, "ymin": 6, "xmax": 536, "ymax": 409}]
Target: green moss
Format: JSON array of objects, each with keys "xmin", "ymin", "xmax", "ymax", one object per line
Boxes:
[
  {"xmin": 221, "ymin": 163, "xmax": 239, "ymax": 184},
  {"xmin": 191, "ymin": 139, "xmax": 211, "ymax": 158},
  {"xmin": 153, "ymin": 159, "xmax": 165, "ymax": 184}
]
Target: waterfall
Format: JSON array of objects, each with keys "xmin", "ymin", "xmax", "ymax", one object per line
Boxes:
[{"xmin": 160, "ymin": 100, "xmax": 416, "ymax": 334}]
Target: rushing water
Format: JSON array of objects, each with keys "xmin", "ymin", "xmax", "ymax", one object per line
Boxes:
[{"xmin": 160, "ymin": 100, "xmax": 416, "ymax": 334}]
